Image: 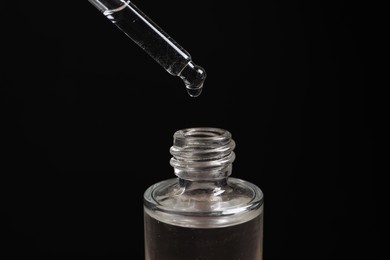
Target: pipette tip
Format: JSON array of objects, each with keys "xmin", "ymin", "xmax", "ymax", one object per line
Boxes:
[{"xmin": 179, "ymin": 62, "xmax": 206, "ymax": 97}]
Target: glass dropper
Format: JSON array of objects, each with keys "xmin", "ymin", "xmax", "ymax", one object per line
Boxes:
[{"xmin": 88, "ymin": 0, "xmax": 206, "ymax": 97}]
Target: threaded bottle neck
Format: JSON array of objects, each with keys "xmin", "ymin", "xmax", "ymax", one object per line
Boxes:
[{"xmin": 169, "ymin": 127, "xmax": 236, "ymax": 181}]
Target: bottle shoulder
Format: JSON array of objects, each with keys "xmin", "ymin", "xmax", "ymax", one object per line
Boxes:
[{"xmin": 143, "ymin": 177, "xmax": 263, "ymax": 228}]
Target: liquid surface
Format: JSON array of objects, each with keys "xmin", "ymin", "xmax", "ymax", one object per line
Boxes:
[{"xmin": 144, "ymin": 211, "xmax": 263, "ymax": 260}]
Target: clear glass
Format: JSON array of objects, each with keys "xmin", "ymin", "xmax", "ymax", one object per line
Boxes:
[
  {"xmin": 144, "ymin": 127, "xmax": 264, "ymax": 260},
  {"xmin": 87, "ymin": 0, "xmax": 206, "ymax": 97}
]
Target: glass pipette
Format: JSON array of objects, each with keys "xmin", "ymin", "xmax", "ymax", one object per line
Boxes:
[{"xmin": 88, "ymin": 0, "xmax": 206, "ymax": 97}]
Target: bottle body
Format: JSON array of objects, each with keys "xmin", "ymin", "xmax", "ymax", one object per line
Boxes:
[{"xmin": 143, "ymin": 128, "xmax": 264, "ymax": 260}]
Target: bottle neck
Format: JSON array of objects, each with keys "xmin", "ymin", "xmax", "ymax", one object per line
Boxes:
[{"xmin": 170, "ymin": 127, "xmax": 236, "ymax": 182}]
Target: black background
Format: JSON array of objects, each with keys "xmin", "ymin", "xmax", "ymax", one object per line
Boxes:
[{"xmin": 1, "ymin": 1, "xmax": 382, "ymax": 259}]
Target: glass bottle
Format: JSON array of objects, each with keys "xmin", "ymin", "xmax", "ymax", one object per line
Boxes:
[{"xmin": 143, "ymin": 127, "xmax": 264, "ymax": 260}]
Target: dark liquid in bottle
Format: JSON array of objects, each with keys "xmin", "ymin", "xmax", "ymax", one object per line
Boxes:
[{"xmin": 144, "ymin": 212, "xmax": 263, "ymax": 260}]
